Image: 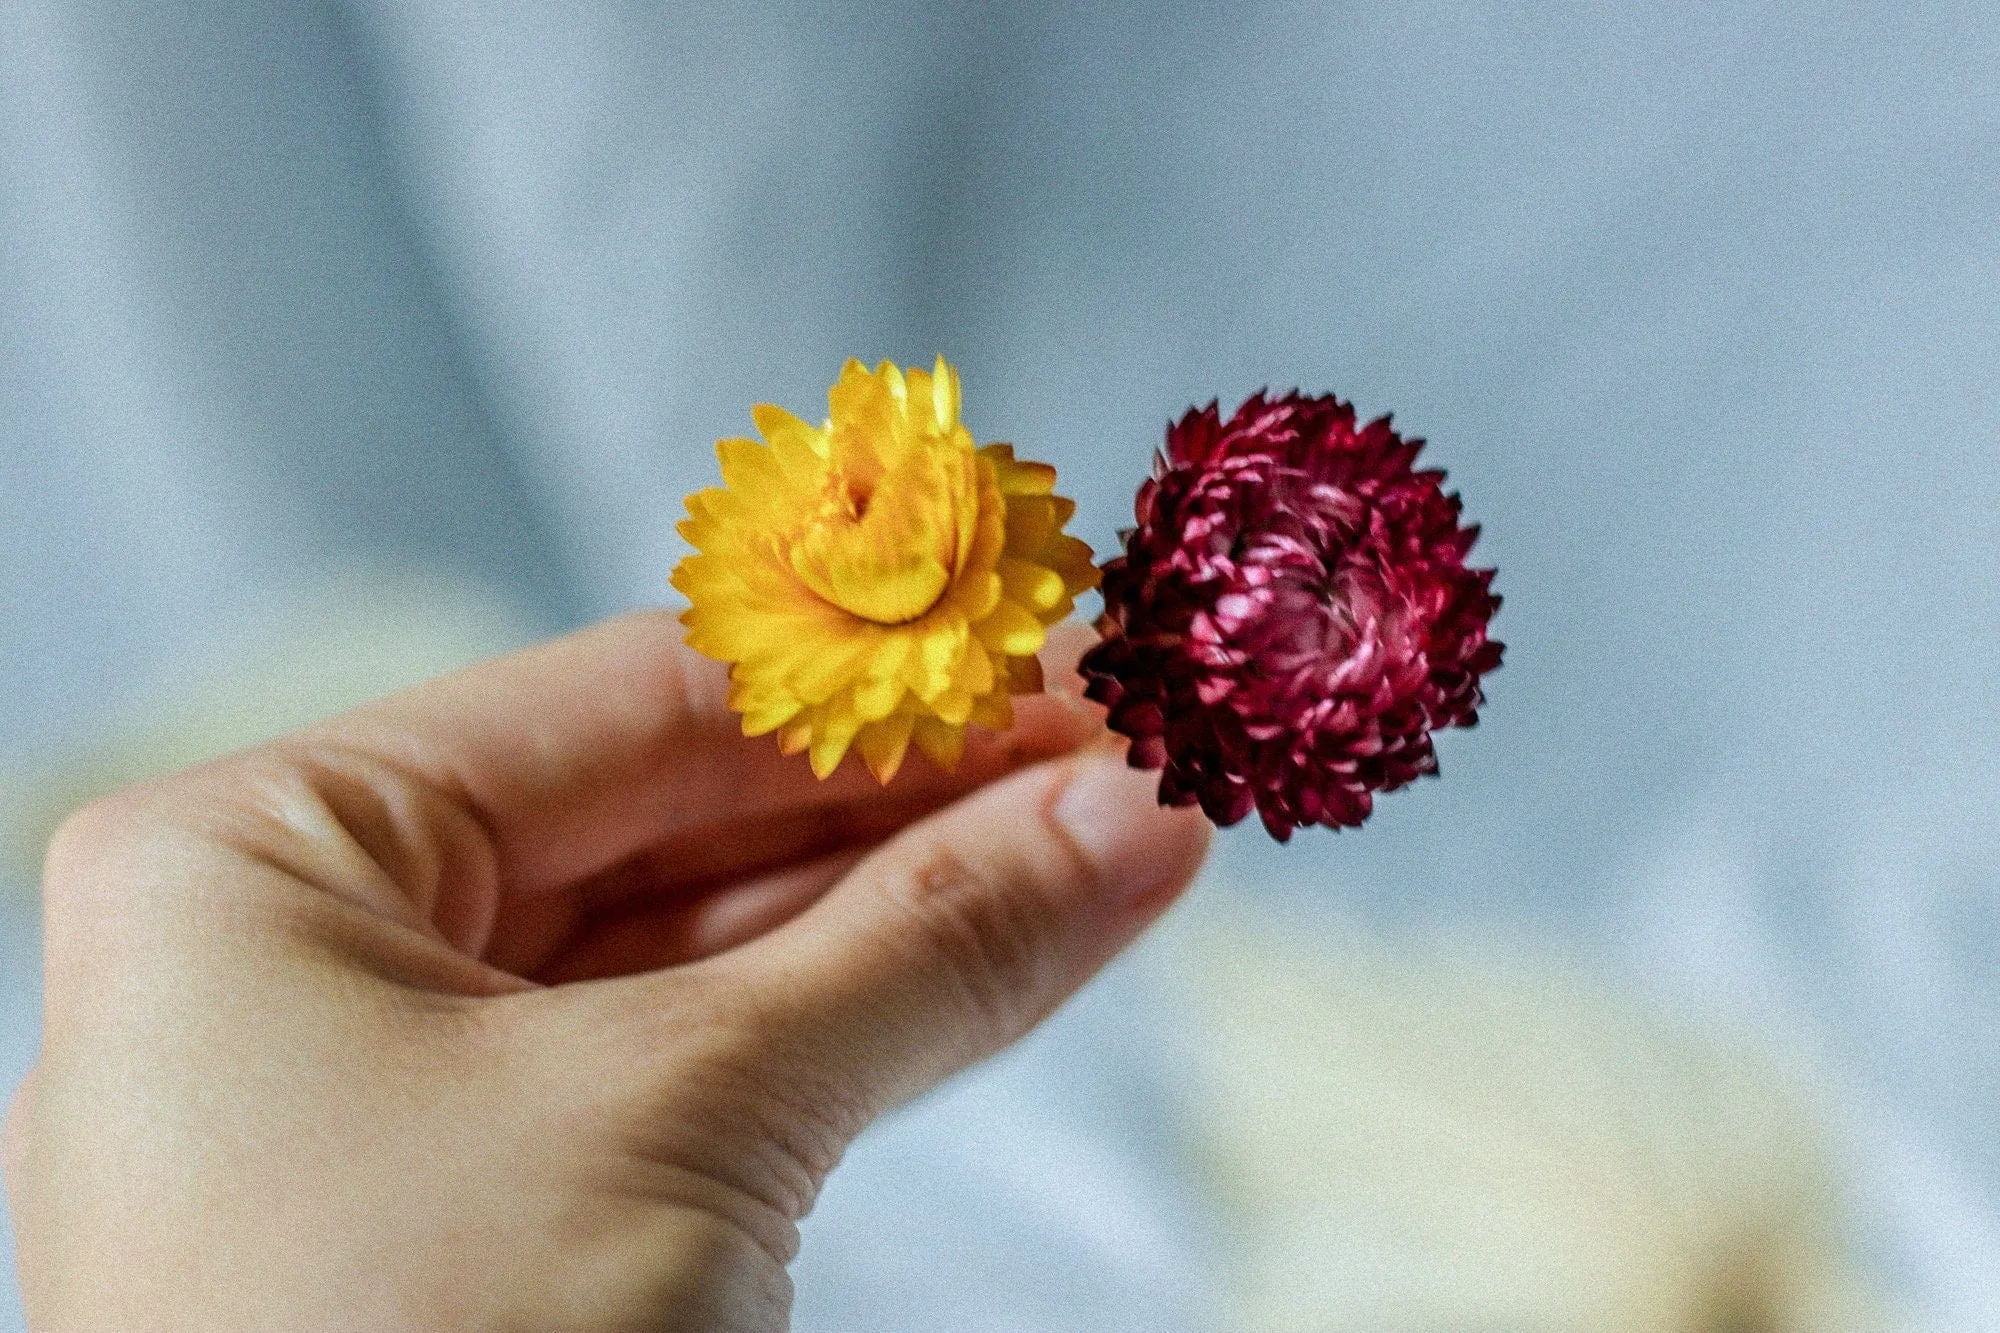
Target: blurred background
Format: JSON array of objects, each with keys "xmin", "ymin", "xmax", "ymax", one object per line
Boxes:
[{"xmin": 2, "ymin": 1, "xmax": 1996, "ymax": 1328}]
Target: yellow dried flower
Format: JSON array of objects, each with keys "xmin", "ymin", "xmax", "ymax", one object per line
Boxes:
[{"xmin": 673, "ymin": 357, "xmax": 1098, "ymax": 782}]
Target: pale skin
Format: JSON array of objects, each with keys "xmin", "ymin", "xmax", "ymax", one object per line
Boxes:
[{"xmin": 2, "ymin": 611, "xmax": 1209, "ymax": 1331}]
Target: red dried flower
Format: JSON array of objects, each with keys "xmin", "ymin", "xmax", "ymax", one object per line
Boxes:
[{"xmin": 1079, "ymin": 392, "xmax": 1503, "ymax": 841}]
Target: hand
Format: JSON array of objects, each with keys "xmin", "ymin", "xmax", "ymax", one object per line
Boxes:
[{"xmin": 4, "ymin": 611, "xmax": 1208, "ymax": 1331}]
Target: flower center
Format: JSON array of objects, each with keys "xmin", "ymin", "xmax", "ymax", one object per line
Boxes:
[{"xmin": 788, "ymin": 455, "xmax": 960, "ymax": 625}]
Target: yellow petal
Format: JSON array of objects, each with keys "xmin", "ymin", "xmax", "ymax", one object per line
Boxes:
[
  {"xmin": 954, "ymin": 641, "xmax": 996, "ymax": 698},
  {"xmin": 671, "ymin": 557, "xmax": 748, "ymax": 605},
  {"xmin": 717, "ymin": 436, "xmax": 784, "ymax": 496},
  {"xmin": 952, "ymin": 569, "xmax": 1003, "ymax": 622},
  {"xmin": 777, "ymin": 713, "xmax": 814, "ymax": 757},
  {"xmin": 997, "ymin": 555, "xmax": 1066, "ymax": 613},
  {"xmin": 969, "ymin": 690, "xmax": 1013, "ymax": 730},
  {"xmin": 730, "ymin": 680, "xmax": 804, "ymax": 736},
  {"xmin": 911, "ymin": 614, "xmax": 968, "ymax": 701},
  {"xmin": 931, "ymin": 355, "xmax": 959, "ymax": 432},
  {"xmin": 686, "ymin": 604, "xmax": 824, "ymax": 662},
  {"xmin": 855, "ymin": 711, "xmax": 916, "ymax": 783},
  {"xmin": 932, "ymin": 686, "xmax": 975, "ymax": 727},
  {"xmin": 854, "ymin": 672, "xmax": 905, "ymax": 722},
  {"xmin": 866, "ymin": 632, "xmax": 913, "ymax": 681},
  {"xmin": 809, "ymin": 696, "xmax": 864, "ymax": 778},
  {"xmin": 981, "ymin": 442, "xmax": 1057, "ymax": 496},
  {"xmin": 962, "ymin": 454, "xmax": 1005, "ymax": 583},
  {"xmin": 1005, "ymin": 652, "xmax": 1045, "ymax": 695},
  {"xmin": 822, "ymin": 552, "xmax": 950, "ymax": 626},
  {"xmin": 752, "ymin": 402, "xmax": 830, "ymax": 477},
  {"xmin": 912, "ymin": 715, "xmax": 966, "ymax": 771},
  {"xmin": 785, "ymin": 629, "xmax": 877, "ymax": 705},
  {"xmin": 1044, "ymin": 534, "xmax": 1101, "ymax": 594},
  {"xmin": 1003, "ymin": 495, "xmax": 1056, "ymax": 556},
  {"xmin": 974, "ymin": 598, "xmax": 1046, "ymax": 657}
]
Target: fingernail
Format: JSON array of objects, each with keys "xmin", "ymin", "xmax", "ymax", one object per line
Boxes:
[{"xmin": 1052, "ymin": 751, "xmax": 1208, "ymax": 907}]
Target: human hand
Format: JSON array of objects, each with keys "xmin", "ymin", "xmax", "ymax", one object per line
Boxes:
[{"xmin": 4, "ymin": 611, "xmax": 1208, "ymax": 1331}]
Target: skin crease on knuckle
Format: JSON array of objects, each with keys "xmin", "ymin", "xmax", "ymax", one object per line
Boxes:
[
  {"xmin": 880, "ymin": 836, "xmax": 1070, "ymax": 1060},
  {"xmin": 592, "ymin": 982, "xmax": 870, "ymax": 1230},
  {"xmin": 40, "ymin": 744, "xmax": 484, "ymax": 969},
  {"xmin": 244, "ymin": 740, "xmax": 505, "ymax": 952}
]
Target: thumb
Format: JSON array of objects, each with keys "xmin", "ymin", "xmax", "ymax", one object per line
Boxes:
[{"xmin": 719, "ymin": 747, "xmax": 1210, "ymax": 1121}]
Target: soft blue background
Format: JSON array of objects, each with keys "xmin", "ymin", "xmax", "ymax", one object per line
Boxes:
[{"xmin": 3, "ymin": 1, "xmax": 1998, "ymax": 1326}]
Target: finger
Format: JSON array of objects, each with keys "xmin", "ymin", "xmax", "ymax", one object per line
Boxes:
[
  {"xmin": 297, "ymin": 609, "xmax": 1103, "ymax": 902},
  {"xmin": 481, "ymin": 775, "xmax": 998, "ymax": 977},
  {"xmin": 648, "ymin": 746, "xmax": 1209, "ymax": 1121},
  {"xmin": 1035, "ymin": 620, "xmax": 1098, "ymax": 698},
  {"xmin": 478, "ymin": 623, "xmax": 1103, "ymax": 973}
]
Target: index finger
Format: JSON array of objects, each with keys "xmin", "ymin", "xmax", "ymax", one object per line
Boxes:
[{"xmin": 305, "ymin": 609, "xmax": 1101, "ymax": 899}]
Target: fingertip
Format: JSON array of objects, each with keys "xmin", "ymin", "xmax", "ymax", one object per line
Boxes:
[{"xmin": 1050, "ymin": 751, "xmax": 1209, "ymax": 915}]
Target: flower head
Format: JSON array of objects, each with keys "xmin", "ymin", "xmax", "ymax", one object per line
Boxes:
[
  {"xmin": 1079, "ymin": 392, "xmax": 1502, "ymax": 841},
  {"xmin": 674, "ymin": 357, "xmax": 1097, "ymax": 782}
]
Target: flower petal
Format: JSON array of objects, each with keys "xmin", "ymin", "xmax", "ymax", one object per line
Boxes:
[
  {"xmin": 672, "ymin": 357, "xmax": 1096, "ymax": 782},
  {"xmin": 912, "ymin": 714, "xmax": 966, "ymax": 771},
  {"xmin": 1081, "ymin": 391, "xmax": 1501, "ymax": 837},
  {"xmin": 997, "ymin": 555, "xmax": 1067, "ymax": 613},
  {"xmin": 855, "ymin": 711, "xmax": 917, "ymax": 783},
  {"xmin": 974, "ymin": 598, "xmax": 1046, "ymax": 657}
]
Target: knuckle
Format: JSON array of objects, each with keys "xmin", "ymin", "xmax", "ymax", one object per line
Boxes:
[
  {"xmin": 606, "ymin": 991, "xmax": 869, "ymax": 1222},
  {"xmin": 887, "ymin": 843, "xmax": 1057, "ymax": 1043},
  {"xmin": 39, "ymin": 784, "xmax": 224, "ymax": 959},
  {"xmin": 41, "ymin": 787, "xmax": 163, "ymax": 895},
  {"xmin": 706, "ymin": 1037, "xmax": 867, "ymax": 1212},
  {"xmin": 41, "ymin": 799, "xmax": 116, "ymax": 879},
  {"xmin": 248, "ymin": 739, "xmax": 498, "ymax": 922}
]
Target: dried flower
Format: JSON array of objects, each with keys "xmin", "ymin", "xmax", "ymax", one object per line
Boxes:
[
  {"xmin": 1080, "ymin": 392, "xmax": 1502, "ymax": 840},
  {"xmin": 674, "ymin": 357, "xmax": 1097, "ymax": 782}
]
